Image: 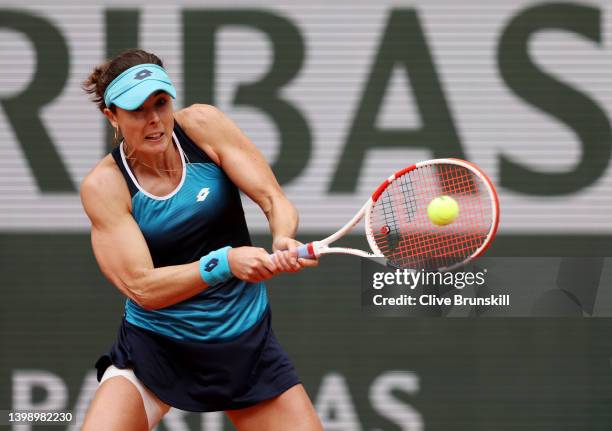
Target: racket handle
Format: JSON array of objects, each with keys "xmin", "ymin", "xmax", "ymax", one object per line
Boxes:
[
  {"xmin": 297, "ymin": 243, "xmax": 315, "ymax": 259},
  {"xmin": 268, "ymin": 243, "xmax": 317, "ymax": 260}
]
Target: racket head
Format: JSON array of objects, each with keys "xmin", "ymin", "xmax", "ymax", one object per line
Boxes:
[{"xmin": 365, "ymin": 158, "xmax": 499, "ymax": 271}]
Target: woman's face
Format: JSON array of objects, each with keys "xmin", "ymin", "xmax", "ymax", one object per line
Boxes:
[{"xmin": 105, "ymin": 90, "xmax": 175, "ymax": 156}]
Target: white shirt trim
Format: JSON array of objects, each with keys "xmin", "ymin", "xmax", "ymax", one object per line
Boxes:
[{"xmin": 119, "ymin": 131, "xmax": 187, "ymax": 201}]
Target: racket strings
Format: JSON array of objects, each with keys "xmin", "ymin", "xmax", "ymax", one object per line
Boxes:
[{"xmin": 370, "ymin": 163, "xmax": 493, "ymax": 270}]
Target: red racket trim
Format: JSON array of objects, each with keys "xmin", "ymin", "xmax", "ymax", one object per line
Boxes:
[
  {"xmin": 392, "ymin": 165, "xmax": 416, "ymax": 179},
  {"xmin": 371, "ymin": 180, "xmax": 390, "ymax": 203},
  {"xmin": 371, "ymin": 164, "xmax": 416, "ymax": 202}
]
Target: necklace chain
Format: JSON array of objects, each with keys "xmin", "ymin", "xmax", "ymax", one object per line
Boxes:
[
  {"xmin": 126, "ymin": 157, "xmax": 182, "ymax": 173},
  {"xmin": 123, "ymin": 139, "xmax": 184, "ymax": 173}
]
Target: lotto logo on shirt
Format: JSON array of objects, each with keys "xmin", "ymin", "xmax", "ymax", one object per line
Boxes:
[{"xmin": 197, "ymin": 188, "xmax": 210, "ymax": 202}]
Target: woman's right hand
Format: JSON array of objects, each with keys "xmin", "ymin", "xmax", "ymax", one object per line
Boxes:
[{"xmin": 228, "ymin": 247, "xmax": 278, "ymax": 283}]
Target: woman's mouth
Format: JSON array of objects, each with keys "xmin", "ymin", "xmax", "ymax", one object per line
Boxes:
[{"xmin": 145, "ymin": 132, "xmax": 164, "ymax": 141}]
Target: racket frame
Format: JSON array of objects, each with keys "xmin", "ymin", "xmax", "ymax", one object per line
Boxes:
[{"xmin": 303, "ymin": 158, "xmax": 500, "ymax": 270}]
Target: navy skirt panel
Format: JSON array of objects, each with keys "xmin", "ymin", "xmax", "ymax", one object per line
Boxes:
[{"xmin": 95, "ymin": 307, "xmax": 300, "ymax": 412}]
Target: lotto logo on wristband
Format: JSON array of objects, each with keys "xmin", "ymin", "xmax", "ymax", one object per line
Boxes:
[
  {"xmin": 204, "ymin": 258, "xmax": 219, "ymax": 272},
  {"xmin": 199, "ymin": 246, "xmax": 233, "ymax": 286}
]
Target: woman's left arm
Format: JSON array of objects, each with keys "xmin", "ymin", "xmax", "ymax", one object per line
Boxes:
[{"xmin": 177, "ymin": 104, "xmax": 317, "ymax": 272}]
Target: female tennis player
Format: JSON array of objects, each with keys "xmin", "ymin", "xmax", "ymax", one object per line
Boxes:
[{"xmin": 79, "ymin": 49, "xmax": 322, "ymax": 430}]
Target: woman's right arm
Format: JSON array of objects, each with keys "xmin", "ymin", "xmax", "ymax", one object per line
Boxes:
[{"xmin": 80, "ymin": 163, "xmax": 277, "ymax": 311}]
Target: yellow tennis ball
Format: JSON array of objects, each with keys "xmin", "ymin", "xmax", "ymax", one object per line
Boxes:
[{"xmin": 427, "ymin": 196, "xmax": 459, "ymax": 225}]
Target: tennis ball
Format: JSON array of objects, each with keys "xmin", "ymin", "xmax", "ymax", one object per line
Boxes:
[{"xmin": 427, "ymin": 196, "xmax": 459, "ymax": 225}]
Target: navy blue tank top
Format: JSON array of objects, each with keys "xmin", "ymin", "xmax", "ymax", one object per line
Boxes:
[{"xmin": 111, "ymin": 120, "xmax": 268, "ymax": 341}]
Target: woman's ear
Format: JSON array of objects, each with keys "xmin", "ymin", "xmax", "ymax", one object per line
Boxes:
[{"xmin": 103, "ymin": 107, "xmax": 118, "ymax": 129}]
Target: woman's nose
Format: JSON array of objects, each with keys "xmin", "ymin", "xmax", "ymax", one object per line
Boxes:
[{"xmin": 147, "ymin": 108, "xmax": 160, "ymax": 124}]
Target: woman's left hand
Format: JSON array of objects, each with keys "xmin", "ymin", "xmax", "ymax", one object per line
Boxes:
[{"xmin": 271, "ymin": 237, "xmax": 318, "ymax": 273}]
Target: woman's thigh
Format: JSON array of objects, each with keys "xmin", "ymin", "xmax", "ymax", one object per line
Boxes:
[
  {"xmin": 226, "ymin": 384, "xmax": 323, "ymax": 431},
  {"xmin": 81, "ymin": 375, "xmax": 170, "ymax": 431}
]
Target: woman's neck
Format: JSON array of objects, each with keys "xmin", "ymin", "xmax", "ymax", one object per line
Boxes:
[{"xmin": 123, "ymin": 136, "xmax": 182, "ymax": 178}]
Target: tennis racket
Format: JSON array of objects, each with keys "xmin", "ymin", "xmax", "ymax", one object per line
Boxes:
[{"xmin": 291, "ymin": 158, "xmax": 499, "ymax": 271}]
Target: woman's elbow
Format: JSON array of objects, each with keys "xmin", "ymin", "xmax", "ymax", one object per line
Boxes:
[
  {"xmin": 123, "ymin": 277, "xmax": 159, "ymax": 311},
  {"xmin": 129, "ymin": 290, "xmax": 161, "ymax": 311}
]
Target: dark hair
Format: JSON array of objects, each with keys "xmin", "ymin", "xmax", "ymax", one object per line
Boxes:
[{"xmin": 82, "ymin": 48, "xmax": 164, "ymax": 113}]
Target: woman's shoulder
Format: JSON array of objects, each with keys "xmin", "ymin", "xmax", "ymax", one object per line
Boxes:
[
  {"xmin": 174, "ymin": 104, "xmax": 224, "ymax": 165},
  {"xmin": 174, "ymin": 103, "xmax": 224, "ymax": 127},
  {"xmin": 80, "ymin": 154, "xmax": 131, "ymax": 207}
]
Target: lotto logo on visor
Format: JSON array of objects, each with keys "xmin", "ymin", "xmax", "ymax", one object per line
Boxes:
[
  {"xmin": 134, "ymin": 69, "xmax": 152, "ymax": 80},
  {"xmin": 103, "ymin": 63, "xmax": 177, "ymax": 110}
]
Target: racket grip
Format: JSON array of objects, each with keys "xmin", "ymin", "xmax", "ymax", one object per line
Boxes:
[
  {"xmin": 297, "ymin": 243, "xmax": 315, "ymax": 259},
  {"xmin": 268, "ymin": 243, "xmax": 316, "ymax": 260}
]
